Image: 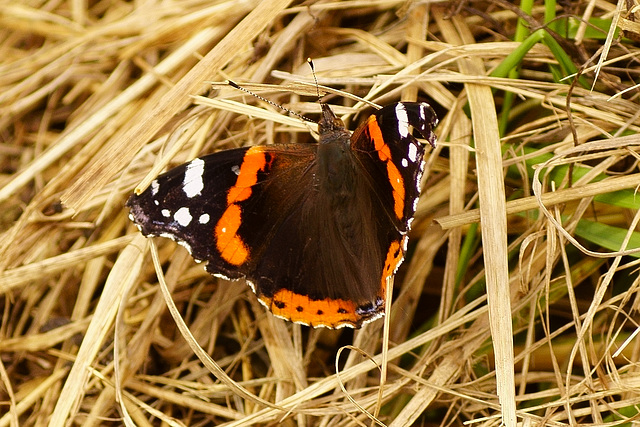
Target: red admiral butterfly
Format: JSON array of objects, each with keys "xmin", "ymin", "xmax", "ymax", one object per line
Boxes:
[{"xmin": 127, "ymin": 95, "xmax": 437, "ymax": 328}]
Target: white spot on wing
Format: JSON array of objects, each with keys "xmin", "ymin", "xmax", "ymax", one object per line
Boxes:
[
  {"xmin": 408, "ymin": 143, "xmax": 418, "ymax": 163},
  {"xmin": 419, "ymin": 105, "xmax": 427, "ymax": 120},
  {"xmin": 161, "ymin": 209, "xmax": 171, "ymax": 217},
  {"xmin": 231, "ymin": 165, "xmax": 240, "ymax": 175},
  {"xmin": 199, "ymin": 213, "xmax": 210, "ymax": 224},
  {"xmin": 183, "ymin": 158, "xmax": 205, "ymax": 198},
  {"xmin": 395, "ymin": 103, "xmax": 409, "ymax": 138},
  {"xmin": 151, "ymin": 179, "xmax": 160, "ymax": 196},
  {"xmin": 401, "ymin": 158, "xmax": 408, "ymax": 168},
  {"xmin": 174, "ymin": 207, "xmax": 192, "ymax": 226}
]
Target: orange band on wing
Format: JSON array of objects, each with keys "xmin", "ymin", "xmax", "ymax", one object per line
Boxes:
[
  {"xmin": 260, "ymin": 289, "xmax": 361, "ymax": 328},
  {"xmin": 215, "ymin": 147, "xmax": 270, "ymax": 266},
  {"xmin": 215, "ymin": 205, "xmax": 248, "ymax": 265},
  {"xmin": 381, "ymin": 238, "xmax": 403, "ymax": 291},
  {"xmin": 227, "ymin": 147, "xmax": 267, "ymax": 203},
  {"xmin": 259, "ymin": 239, "xmax": 405, "ymax": 327},
  {"xmin": 366, "ymin": 117, "xmax": 405, "ymax": 220}
]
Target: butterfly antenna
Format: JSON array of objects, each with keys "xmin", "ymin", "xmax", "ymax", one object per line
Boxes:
[
  {"xmin": 226, "ymin": 80, "xmax": 315, "ymax": 124},
  {"xmin": 307, "ymin": 58, "xmax": 322, "ymax": 103}
]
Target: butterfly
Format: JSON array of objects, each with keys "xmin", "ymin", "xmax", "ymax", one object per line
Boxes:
[{"xmin": 127, "ymin": 99, "xmax": 437, "ymax": 328}]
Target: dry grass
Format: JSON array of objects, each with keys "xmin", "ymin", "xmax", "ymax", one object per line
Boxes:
[{"xmin": 1, "ymin": 0, "xmax": 640, "ymax": 426}]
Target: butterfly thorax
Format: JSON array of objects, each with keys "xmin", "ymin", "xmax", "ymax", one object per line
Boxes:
[{"xmin": 316, "ymin": 104, "xmax": 356, "ymax": 199}]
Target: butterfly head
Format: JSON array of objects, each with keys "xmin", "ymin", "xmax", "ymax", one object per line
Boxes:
[{"xmin": 318, "ymin": 104, "xmax": 346, "ymax": 132}]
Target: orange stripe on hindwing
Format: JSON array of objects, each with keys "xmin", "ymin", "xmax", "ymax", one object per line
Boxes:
[
  {"xmin": 215, "ymin": 147, "xmax": 270, "ymax": 266},
  {"xmin": 382, "ymin": 239, "xmax": 403, "ymax": 287},
  {"xmin": 365, "ymin": 117, "xmax": 405, "ymax": 220},
  {"xmin": 260, "ymin": 289, "xmax": 361, "ymax": 328}
]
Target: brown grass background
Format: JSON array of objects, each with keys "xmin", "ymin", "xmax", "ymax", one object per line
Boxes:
[{"xmin": 1, "ymin": 0, "xmax": 639, "ymax": 426}]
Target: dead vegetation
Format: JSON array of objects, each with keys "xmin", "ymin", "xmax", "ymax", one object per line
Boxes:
[{"xmin": 1, "ymin": 0, "xmax": 639, "ymax": 426}]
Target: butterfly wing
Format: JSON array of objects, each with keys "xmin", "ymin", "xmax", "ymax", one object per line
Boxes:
[
  {"xmin": 246, "ymin": 102, "xmax": 438, "ymax": 327},
  {"xmin": 127, "ymin": 145, "xmax": 316, "ymax": 280},
  {"xmin": 350, "ymin": 102, "xmax": 438, "ymax": 231},
  {"xmin": 345, "ymin": 101, "xmax": 439, "ymax": 315}
]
